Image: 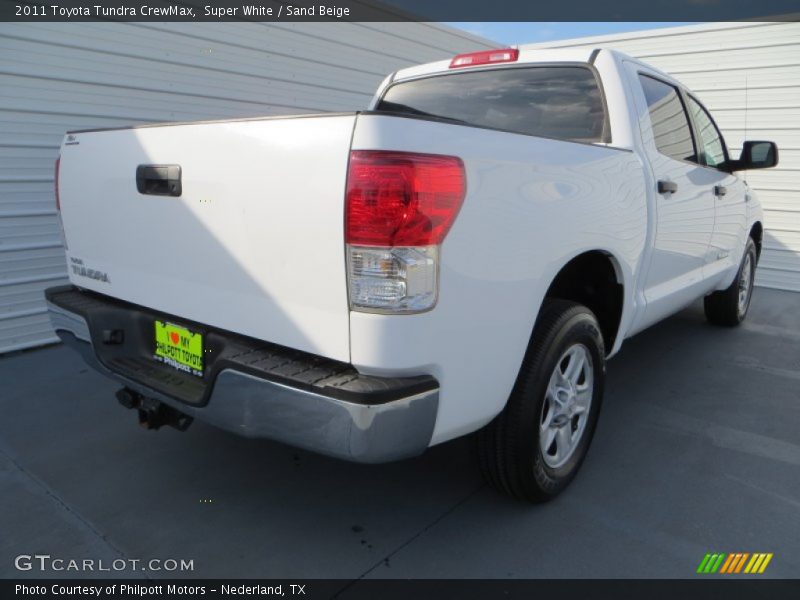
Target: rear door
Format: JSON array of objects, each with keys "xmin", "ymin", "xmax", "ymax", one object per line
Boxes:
[{"xmin": 628, "ymin": 67, "xmax": 717, "ymax": 327}]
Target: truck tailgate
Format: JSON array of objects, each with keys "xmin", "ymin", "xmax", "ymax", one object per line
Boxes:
[{"xmin": 57, "ymin": 114, "xmax": 356, "ymax": 362}]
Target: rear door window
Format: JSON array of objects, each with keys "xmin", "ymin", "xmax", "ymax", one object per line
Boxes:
[
  {"xmin": 637, "ymin": 74, "xmax": 697, "ymax": 163},
  {"xmin": 377, "ymin": 66, "xmax": 607, "ymax": 143}
]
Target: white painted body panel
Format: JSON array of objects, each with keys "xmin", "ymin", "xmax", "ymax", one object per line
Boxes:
[
  {"xmin": 57, "ymin": 49, "xmax": 763, "ymax": 448},
  {"xmin": 349, "ymin": 114, "xmax": 648, "ymax": 443},
  {"xmin": 58, "ymin": 115, "xmax": 356, "ymax": 361}
]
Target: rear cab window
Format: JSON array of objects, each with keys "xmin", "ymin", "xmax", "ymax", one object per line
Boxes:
[{"xmin": 376, "ymin": 66, "xmax": 608, "ymax": 143}]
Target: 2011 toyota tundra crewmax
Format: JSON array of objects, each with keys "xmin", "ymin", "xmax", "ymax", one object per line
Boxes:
[{"xmin": 46, "ymin": 47, "xmax": 778, "ymax": 502}]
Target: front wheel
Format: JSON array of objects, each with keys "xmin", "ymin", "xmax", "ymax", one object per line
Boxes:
[
  {"xmin": 477, "ymin": 299, "xmax": 605, "ymax": 503},
  {"xmin": 704, "ymin": 237, "xmax": 757, "ymax": 326}
]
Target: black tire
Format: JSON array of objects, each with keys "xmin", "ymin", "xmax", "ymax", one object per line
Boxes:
[
  {"xmin": 477, "ymin": 299, "xmax": 605, "ymax": 503},
  {"xmin": 704, "ymin": 237, "xmax": 757, "ymax": 327}
]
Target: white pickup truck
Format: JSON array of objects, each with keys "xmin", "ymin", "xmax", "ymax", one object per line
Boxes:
[{"xmin": 47, "ymin": 47, "xmax": 777, "ymax": 502}]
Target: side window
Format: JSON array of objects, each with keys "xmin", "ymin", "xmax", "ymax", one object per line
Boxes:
[
  {"xmin": 687, "ymin": 95, "xmax": 728, "ymax": 169},
  {"xmin": 637, "ymin": 74, "xmax": 696, "ymax": 163}
]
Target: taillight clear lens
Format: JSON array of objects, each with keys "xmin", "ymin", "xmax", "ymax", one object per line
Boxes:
[
  {"xmin": 347, "ymin": 246, "xmax": 437, "ymax": 312},
  {"xmin": 345, "ymin": 151, "xmax": 465, "ymax": 314}
]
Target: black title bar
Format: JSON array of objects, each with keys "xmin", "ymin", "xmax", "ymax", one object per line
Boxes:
[
  {"xmin": 5, "ymin": 579, "xmax": 800, "ymax": 600},
  {"xmin": 2, "ymin": 0, "xmax": 799, "ymax": 22}
]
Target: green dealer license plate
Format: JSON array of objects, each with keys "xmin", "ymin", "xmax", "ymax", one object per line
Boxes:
[{"xmin": 154, "ymin": 320, "xmax": 203, "ymax": 377}]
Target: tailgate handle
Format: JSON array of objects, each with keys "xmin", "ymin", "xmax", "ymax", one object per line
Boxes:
[
  {"xmin": 136, "ymin": 165, "xmax": 182, "ymax": 197},
  {"xmin": 657, "ymin": 180, "xmax": 678, "ymax": 195}
]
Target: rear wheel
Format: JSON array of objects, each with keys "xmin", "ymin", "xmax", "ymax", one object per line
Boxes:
[
  {"xmin": 477, "ymin": 299, "xmax": 605, "ymax": 502},
  {"xmin": 704, "ymin": 238, "xmax": 757, "ymax": 326}
]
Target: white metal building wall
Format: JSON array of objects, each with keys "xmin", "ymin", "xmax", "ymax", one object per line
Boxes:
[
  {"xmin": 0, "ymin": 22, "xmax": 495, "ymax": 354},
  {"xmin": 527, "ymin": 22, "xmax": 800, "ymax": 292}
]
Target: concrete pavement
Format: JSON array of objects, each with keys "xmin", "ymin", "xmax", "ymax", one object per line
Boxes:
[{"xmin": 1, "ymin": 288, "xmax": 798, "ymax": 581}]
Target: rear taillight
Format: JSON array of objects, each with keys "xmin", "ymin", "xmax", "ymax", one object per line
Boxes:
[
  {"xmin": 346, "ymin": 151, "xmax": 465, "ymax": 247},
  {"xmin": 345, "ymin": 150, "xmax": 465, "ymax": 313},
  {"xmin": 54, "ymin": 156, "xmax": 61, "ymax": 211},
  {"xmin": 449, "ymin": 48, "xmax": 519, "ymax": 69},
  {"xmin": 55, "ymin": 155, "xmax": 67, "ymax": 249}
]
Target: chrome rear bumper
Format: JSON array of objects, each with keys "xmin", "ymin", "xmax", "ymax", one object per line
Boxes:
[{"xmin": 46, "ymin": 286, "xmax": 438, "ymax": 464}]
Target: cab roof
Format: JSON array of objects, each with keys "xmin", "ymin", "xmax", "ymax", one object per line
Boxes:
[
  {"xmin": 393, "ymin": 47, "xmax": 601, "ymax": 82},
  {"xmin": 391, "ymin": 47, "xmax": 681, "ymax": 92}
]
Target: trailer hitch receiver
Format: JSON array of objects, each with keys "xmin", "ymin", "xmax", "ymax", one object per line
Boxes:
[{"xmin": 115, "ymin": 387, "xmax": 193, "ymax": 432}]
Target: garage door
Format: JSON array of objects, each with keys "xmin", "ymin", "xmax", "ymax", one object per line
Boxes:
[{"xmin": 0, "ymin": 21, "xmax": 496, "ymax": 353}]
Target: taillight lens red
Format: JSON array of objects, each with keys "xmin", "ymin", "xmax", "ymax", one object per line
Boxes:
[
  {"xmin": 345, "ymin": 150, "xmax": 466, "ymax": 247},
  {"xmin": 54, "ymin": 156, "xmax": 61, "ymax": 211}
]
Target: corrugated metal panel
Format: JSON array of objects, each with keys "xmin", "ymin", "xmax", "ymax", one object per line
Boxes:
[
  {"xmin": 527, "ymin": 22, "xmax": 800, "ymax": 292},
  {"xmin": 0, "ymin": 21, "xmax": 496, "ymax": 354}
]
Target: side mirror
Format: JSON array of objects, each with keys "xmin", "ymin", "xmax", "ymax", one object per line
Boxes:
[{"xmin": 734, "ymin": 141, "xmax": 778, "ymax": 170}]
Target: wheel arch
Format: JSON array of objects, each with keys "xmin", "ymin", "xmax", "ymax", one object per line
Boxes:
[
  {"xmin": 750, "ymin": 221, "xmax": 764, "ymax": 261},
  {"xmin": 542, "ymin": 249, "xmax": 627, "ymax": 355}
]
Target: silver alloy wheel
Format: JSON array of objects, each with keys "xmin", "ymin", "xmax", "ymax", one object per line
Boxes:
[
  {"xmin": 539, "ymin": 343, "xmax": 594, "ymax": 469},
  {"xmin": 738, "ymin": 252, "xmax": 753, "ymax": 317}
]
